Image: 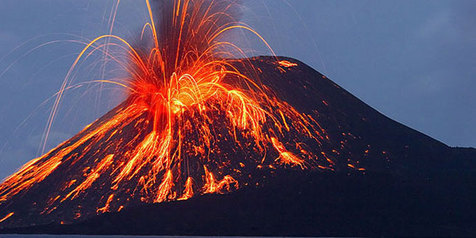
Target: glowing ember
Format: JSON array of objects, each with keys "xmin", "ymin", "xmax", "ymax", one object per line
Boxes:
[
  {"xmin": 278, "ymin": 60, "xmax": 298, "ymax": 68},
  {"xmin": 271, "ymin": 137, "xmax": 305, "ymax": 169},
  {"xmin": 0, "ymin": 212, "xmax": 14, "ymax": 224}
]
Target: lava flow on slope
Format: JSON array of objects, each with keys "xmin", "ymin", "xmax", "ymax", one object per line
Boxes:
[{"xmin": 0, "ymin": 0, "xmax": 365, "ymax": 229}]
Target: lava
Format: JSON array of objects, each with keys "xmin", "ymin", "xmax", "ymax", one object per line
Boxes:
[
  {"xmin": 278, "ymin": 60, "xmax": 298, "ymax": 68},
  {"xmin": 0, "ymin": 213, "xmax": 14, "ymax": 224},
  {"xmin": 0, "ymin": 0, "xmax": 350, "ymax": 227}
]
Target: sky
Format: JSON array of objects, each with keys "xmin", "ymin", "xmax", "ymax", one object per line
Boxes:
[{"xmin": 0, "ymin": 0, "xmax": 475, "ymax": 179}]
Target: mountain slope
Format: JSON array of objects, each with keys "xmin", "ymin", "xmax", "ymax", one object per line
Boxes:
[{"xmin": 1, "ymin": 56, "xmax": 474, "ymax": 236}]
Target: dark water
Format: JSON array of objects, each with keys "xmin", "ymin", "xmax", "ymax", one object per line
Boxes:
[
  {"xmin": 1, "ymin": 236, "xmax": 274, "ymax": 238},
  {"xmin": 0, "ymin": 236, "xmax": 220, "ymax": 238},
  {"xmin": 2, "ymin": 236, "xmax": 169, "ymax": 238}
]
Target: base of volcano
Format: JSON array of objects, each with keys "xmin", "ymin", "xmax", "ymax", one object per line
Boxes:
[{"xmin": 2, "ymin": 168, "xmax": 475, "ymax": 237}]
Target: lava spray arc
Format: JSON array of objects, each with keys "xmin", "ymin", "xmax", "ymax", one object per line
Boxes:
[{"xmin": 0, "ymin": 0, "xmax": 358, "ymax": 227}]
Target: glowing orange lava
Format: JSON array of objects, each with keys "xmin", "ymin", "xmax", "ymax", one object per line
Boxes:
[
  {"xmin": 278, "ymin": 60, "xmax": 298, "ymax": 68},
  {"xmin": 0, "ymin": 212, "xmax": 14, "ymax": 224}
]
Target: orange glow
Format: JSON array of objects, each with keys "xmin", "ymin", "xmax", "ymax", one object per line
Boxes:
[
  {"xmin": 155, "ymin": 170, "xmax": 175, "ymax": 203},
  {"xmin": 203, "ymin": 166, "xmax": 238, "ymax": 194},
  {"xmin": 64, "ymin": 154, "xmax": 115, "ymax": 201},
  {"xmin": 348, "ymin": 163, "xmax": 365, "ymax": 171},
  {"xmin": 271, "ymin": 137, "xmax": 305, "ymax": 169},
  {"xmin": 0, "ymin": 212, "xmax": 14, "ymax": 223},
  {"xmin": 178, "ymin": 177, "xmax": 194, "ymax": 200},
  {"xmin": 97, "ymin": 194, "xmax": 115, "ymax": 214},
  {"xmin": 278, "ymin": 60, "xmax": 298, "ymax": 68}
]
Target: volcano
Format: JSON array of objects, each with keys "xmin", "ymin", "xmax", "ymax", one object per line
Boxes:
[
  {"xmin": 1, "ymin": 56, "xmax": 475, "ymax": 236},
  {"xmin": 1, "ymin": 0, "xmax": 475, "ymax": 236}
]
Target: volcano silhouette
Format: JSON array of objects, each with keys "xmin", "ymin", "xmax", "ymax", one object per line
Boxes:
[{"xmin": 0, "ymin": 56, "xmax": 474, "ymax": 236}]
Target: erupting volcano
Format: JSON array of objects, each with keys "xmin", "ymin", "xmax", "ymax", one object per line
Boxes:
[
  {"xmin": 1, "ymin": 0, "xmax": 474, "ymax": 236},
  {"xmin": 0, "ymin": 0, "xmax": 351, "ymax": 228}
]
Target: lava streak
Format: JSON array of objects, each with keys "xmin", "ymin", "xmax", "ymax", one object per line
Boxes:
[{"xmin": 0, "ymin": 0, "xmax": 339, "ymax": 225}]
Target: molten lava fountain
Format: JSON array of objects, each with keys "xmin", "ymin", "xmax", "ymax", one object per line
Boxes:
[{"xmin": 0, "ymin": 0, "xmax": 362, "ymax": 228}]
